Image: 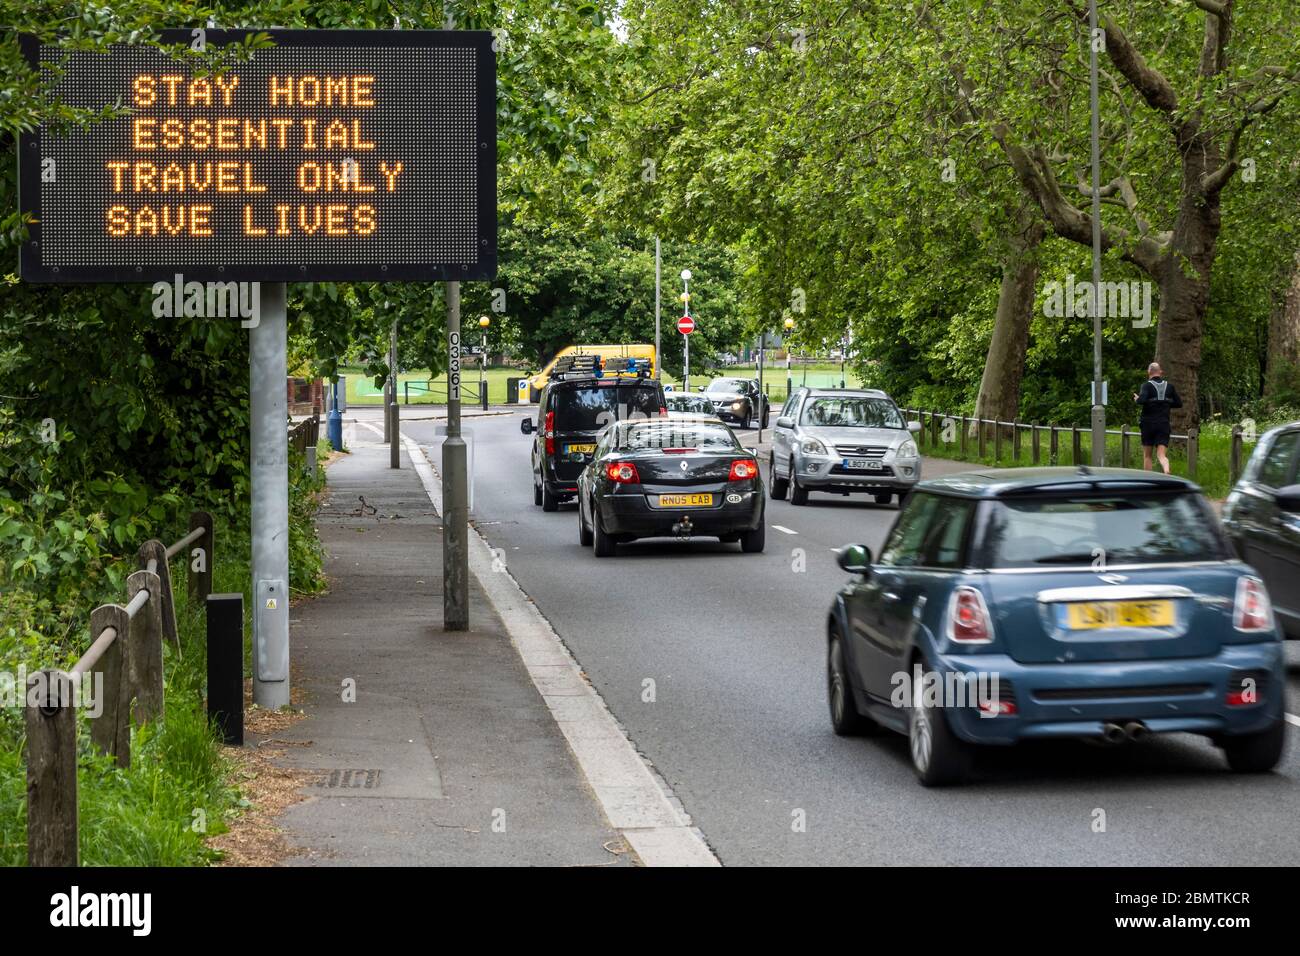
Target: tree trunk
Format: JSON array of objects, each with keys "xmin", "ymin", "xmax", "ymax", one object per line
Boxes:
[
  {"xmin": 1153, "ymin": 138, "xmax": 1222, "ymax": 433},
  {"xmin": 1266, "ymin": 250, "xmax": 1300, "ymax": 394},
  {"xmin": 973, "ymin": 216, "xmax": 1043, "ymax": 432}
]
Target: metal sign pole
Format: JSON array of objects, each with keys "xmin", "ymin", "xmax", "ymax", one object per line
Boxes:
[
  {"xmin": 443, "ymin": 281, "xmax": 468, "ymax": 630},
  {"xmin": 654, "ymin": 237, "xmax": 661, "ymax": 380},
  {"xmin": 251, "ymin": 282, "xmax": 289, "ymax": 709},
  {"xmin": 390, "ymin": 317, "xmax": 400, "ymax": 469}
]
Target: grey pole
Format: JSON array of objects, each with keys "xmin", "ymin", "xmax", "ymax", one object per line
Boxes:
[
  {"xmin": 1088, "ymin": 0, "xmax": 1106, "ymax": 466},
  {"xmin": 654, "ymin": 237, "xmax": 662, "ymax": 381},
  {"xmin": 682, "ymin": 273, "xmax": 690, "ymax": 392},
  {"xmin": 757, "ymin": 328, "xmax": 766, "ymax": 442},
  {"xmin": 443, "ymin": 281, "xmax": 469, "ymax": 631},
  {"xmin": 390, "ymin": 317, "xmax": 401, "ymax": 469},
  {"xmin": 251, "ymin": 282, "xmax": 290, "ymax": 709}
]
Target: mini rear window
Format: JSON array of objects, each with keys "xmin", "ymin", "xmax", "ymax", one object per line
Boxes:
[
  {"xmin": 979, "ymin": 492, "xmax": 1228, "ymax": 568},
  {"xmin": 552, "ymin": 384, "xmax": 662, "ymax": 432}
]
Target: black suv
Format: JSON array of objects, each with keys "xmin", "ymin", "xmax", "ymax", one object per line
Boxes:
[
  {"xmin": 523, "ymin": 359, "xmax": 667, "ymax": 511},
  {"xmin": 1222, "ymin": 420, "xmax": 1300, "ymax": 638},
  {"xmin": 700, "ymin": 377, "xmax": 769, "ymax": 428}
]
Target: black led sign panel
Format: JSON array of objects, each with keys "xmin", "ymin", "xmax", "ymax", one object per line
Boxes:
[{"xmin": 19, "ymin": 30, "xmax": 496, "ymax": 283}]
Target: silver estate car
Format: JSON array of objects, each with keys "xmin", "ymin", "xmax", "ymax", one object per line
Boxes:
[{"xmin": 769, "ymin": 388, "xmax": 921, "ymax": 506}]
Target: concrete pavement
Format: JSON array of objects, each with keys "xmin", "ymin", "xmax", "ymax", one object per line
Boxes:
[{"xmin": 266, "ymin": 428, "xmax": 635, "ymax": 866}]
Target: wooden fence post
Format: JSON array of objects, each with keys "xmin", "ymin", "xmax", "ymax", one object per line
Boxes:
[
  {"xmin": 1121, "ymin": 425, "xmax": 1130, "ymax": 468},
  {"xmin": 978, "ymin": 419, "xmax": 987, "ymax": 459},
  {"xmin": 138, "ymin": 539, "xmax": 180, "ymax": 648},
  {"xmin": 126, "ymin": 570, "xmax": 164, "ymax": 725},
  {"xmin": 188, "ymin": 511, "xmax": 214, "ymax": 604},
  {"xmin": 26, "ymin": 669, "xmax": 78, "ymax": 867},
  {"xmin": 88, "ymin": 604, "xmax": 132, "ymax": 768},
  {"xmin": 1032, "ymin": 425, "xmax": 1041, "ymax": 465},
  {"xmin": 1071, "ymin": 425, "xmax": 1081, "ymax": 465},
  {"xmin": 1230, "ymin": 425, "xmax": 1242, "ymax": 484},
  {"xmin": 931, "ymin": 412, "xmax": 940, "ymax": 449},
  {"xmin": 960, "ymin": 416, "xmax": 968, "ymax": 457},
  {"xmin": 993, "ymin": 420, "xmax": 1002, "ymax": 463},
  {"xmin": 1050, "ymin": 426, "xmax": 1059, "ymax": 465},
  {"xmin": 1012, "ymin": 419, "xmax": 1021, "ymax": 463},
  {"xmin": 1188, "ymin": 427, "xmax": 1199, "ymax": 479}
]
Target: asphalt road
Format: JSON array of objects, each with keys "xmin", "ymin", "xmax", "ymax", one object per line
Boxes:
[{"xmin": 396, "ymin": 409, "xmax": 1300, "ymax": 866}]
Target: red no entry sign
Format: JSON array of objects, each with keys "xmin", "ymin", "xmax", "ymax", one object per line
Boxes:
[{"xmin": 677, "ymin": 315, "xmax": 695, "ymax": 335}]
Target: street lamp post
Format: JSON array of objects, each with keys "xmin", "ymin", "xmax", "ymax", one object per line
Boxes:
[
  {"xmin": 478, "ymin": 314, "xmax": 490, "ymax": 411},
  {"xmin": 681, "ymin": 269, "xmax": 692, "ymax": 391},
  {"xmin": 783, "ymin": 315, "xmax": 795, "ymax": 398},
  {"xmin": 1088, "ymin": 0, "xmax": 1106, "ymax": 465}
]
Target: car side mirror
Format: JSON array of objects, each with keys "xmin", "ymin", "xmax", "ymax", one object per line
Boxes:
[
  {"xmin": 837, "ymin": 544, "xmax": 871, "ymax": 574},
  {"xmin": 521, "ymin": 417, "xmax": 534, "ymax": 435},
  {"xmin": 745, "ymin": 447, "xmax": 758, "ymax": 458},
  {"xmin": 1276, "ymin": 483, "xmax": 1300, "ymax": 513},
  {"xmin": 776, "ymin": 416, "xmax": 794, "ymax": 429},
  {"xmin": 907, "ymin": 420, "xmax": 922, "ymax": 434}
]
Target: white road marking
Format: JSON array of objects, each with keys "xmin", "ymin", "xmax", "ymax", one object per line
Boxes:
[
  {"xmin": 1285, "ymin": 713, "xmax": 1300, "ymax": 728},
  {"xmin": 402, "ymin": 431, "xmax": 719, "ymax": 868},
  {"xmin": 771, "ymin": 524, "xmax": 798, "ymax": 535}
]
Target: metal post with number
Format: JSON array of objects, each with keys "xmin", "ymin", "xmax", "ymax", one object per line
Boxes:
[{"xmin": 443, "ymin": 282, "xmax": 468, "ymax": 631}]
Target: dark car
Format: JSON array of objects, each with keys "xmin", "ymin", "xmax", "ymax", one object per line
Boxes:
[
  {"xmin": 522, "ymin": 359, "xmax": 666, "ymax": 511},
  {"xmin": 577, "ymin": 418, "xmax": 766, "ymax": 555},
  {"xmin": 664, "ymin": 392, "xmax": 720, "ymax": 420},
  {"xmin": 1222, "ymin": 421, "xmax": 1300, "ymax": 639},
  {"xmin": 700, "ymin": 377, "xmax": 769, "ymax": 428},
  {"xmin": 827, "ymin": 467, "xmax": 1287, "ymax": 786}
]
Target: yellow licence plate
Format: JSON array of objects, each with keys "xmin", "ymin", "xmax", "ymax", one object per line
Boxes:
[
  {"xmin": 658, "ymin": 493, "xmax": 713, "ymax": 507},
  {"xmin": 1065, "ymin": 600, "xmax": 1175, "ymax": 630},
  {"xmin": 566, "ymin": 443, "xmax": 596, "ymax": 454}
]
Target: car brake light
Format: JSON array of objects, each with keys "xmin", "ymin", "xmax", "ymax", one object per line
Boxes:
[
  {"xmin": 947, "ymin": 586, "xmax": 993, "ymax": 644},
  {"xmin": 544, "ymin": 411, "xmax": 555, "ymax": 455},
  {"xmin": 606, "ymin": 461, "xmax": 640, "ymax": 483},
  {"xmin": 659, "ymin": 406, "xmax": 668, "ymax": 417},
  {"xmin": 728, "ymin": 458, "xmax": 758, "ymax": 480},
  {"xmin": 1233, "ymin": 577, "xmax": 1272, "ymax": 632},
  {"xmin": 662, "ymin": 448, "xmax": 697, "ymax": 454},
  {"xmin": 977, "ymin": 699, "xmax": 1017, "ymax": 717}
]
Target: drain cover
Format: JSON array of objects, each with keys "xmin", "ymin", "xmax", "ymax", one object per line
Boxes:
[{"xmin": 311, "ymin": 769, "xmax": 382, "ymax": 789}]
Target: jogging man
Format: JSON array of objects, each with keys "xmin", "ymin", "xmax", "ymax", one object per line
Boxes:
[{"xmin": 1133, "ymin": 362, "xmax": 1182, "ymax": 474}]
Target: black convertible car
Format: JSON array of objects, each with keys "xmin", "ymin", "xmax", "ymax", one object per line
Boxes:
[{"xmin": 577, "ymin": 419, "xmax": 766, "ymax": 555}]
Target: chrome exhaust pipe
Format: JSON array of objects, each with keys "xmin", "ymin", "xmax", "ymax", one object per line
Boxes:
[
  {"xmin": 1101, "ymin": 722, "xmax": 1126, "ymax": 745},
  {"xmin": 1124, "ymin": 721, "xmax": 1149, "ymax": 742}
]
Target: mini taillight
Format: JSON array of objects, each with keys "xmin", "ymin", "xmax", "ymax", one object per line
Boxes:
[
  {"xmin": 729, "ymin": 458, "xmax": 758, "ymax": 481},
  {"xmin": 544, "ymin": 411, "xmax": 555, "ymax": 455},
  {"xmin": 659, "ymin": 406, "xmax": 668, "ymax": 417},
  {"xmin": 1233, "ymin": 577, "xmax": 1272, "ymax": 632},
  {"xmin": 606, "ymin": 461, "xmax": 640, "ymax": 483},
  {"xmin": 948, "ymin": 587, "xmax": 993, "ymax": 644}
]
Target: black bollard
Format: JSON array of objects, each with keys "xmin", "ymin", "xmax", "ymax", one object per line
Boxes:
[{"xmin": 206, "ymin": 593, "xmax": 245, "ymax": 745}]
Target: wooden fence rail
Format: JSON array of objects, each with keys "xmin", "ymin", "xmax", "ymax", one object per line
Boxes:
[
  {"xmin": 25, "ymin": 512, "xmax": 216, "ymax": 867},
  {"xmin": 899, "ymin": 408, "xmax": 1199, "ymax": 478}
]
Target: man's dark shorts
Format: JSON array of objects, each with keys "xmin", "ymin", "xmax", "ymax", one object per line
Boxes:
[{"xmin": 1140, "ymin": 422, "xmax": 1171, "ymax": 447}]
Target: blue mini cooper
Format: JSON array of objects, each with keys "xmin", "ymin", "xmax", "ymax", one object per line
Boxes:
[{"xmin": 827, "ymin": 467, "xmax": 1287, "ymax": 786}]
